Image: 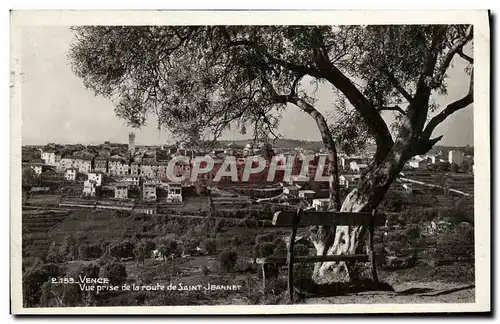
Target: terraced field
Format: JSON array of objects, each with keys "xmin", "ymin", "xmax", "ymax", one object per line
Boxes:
[{"xmin": 22, "ymin": 210, "xmax": 69, "ymax": 257}]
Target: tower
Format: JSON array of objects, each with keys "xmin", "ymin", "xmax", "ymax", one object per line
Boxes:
[{"xmin": 128, "ymin": 132, "xmax": 135, "ymax": 154}]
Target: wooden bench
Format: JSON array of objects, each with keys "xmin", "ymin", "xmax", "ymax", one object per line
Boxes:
[{"xmin": 256, "ymin": 208, "xmax": 387, "ymax": 302}]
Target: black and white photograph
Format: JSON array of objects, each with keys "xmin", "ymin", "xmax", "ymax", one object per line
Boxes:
[{"xmin": 10, "ymin": 10, "xmax": 490, "ymax": 314}]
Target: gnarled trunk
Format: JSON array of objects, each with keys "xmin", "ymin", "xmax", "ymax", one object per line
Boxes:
[{"xmin": 311, "ymin": 141, "xmax": 410, "ymax": 284}]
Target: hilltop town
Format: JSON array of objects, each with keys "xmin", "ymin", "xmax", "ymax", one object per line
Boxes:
[{"xmin": 21, "ymin": 132, "xmax": 475, "ymax": 307}]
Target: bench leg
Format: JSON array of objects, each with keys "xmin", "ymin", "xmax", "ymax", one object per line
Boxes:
[
  {"xmin": 368, "ymin": 213, "xmax": 379, "ymax": 289},
  {"xmin": 261, "ymin": 264, "xmax": 266, "ymax": 290},
  {"xmin": 369, "ymin": 251, "xmax": 379, "ymax": 288}
]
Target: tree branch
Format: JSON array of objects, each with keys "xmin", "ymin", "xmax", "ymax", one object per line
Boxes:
[
  {"xmin": 377, "ymin": 106, "xmax": 406, "ymax": 115},
  {"xmin": 422, "ymin": 69, "xmax": 474, "ymax": 139},
  {"xmin": 430, "ymin": 25, "xmax": 473, "ymax": 89},
  {"xmin": 383, "ymin": 68, "xmax": 413, "ymax": 103},
  {"xmin": 457, "ymin": 49, "xmax": 474, "ymax": 64}
]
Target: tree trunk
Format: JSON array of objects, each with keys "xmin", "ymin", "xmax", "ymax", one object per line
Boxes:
[{"xmin": 311, "ymin": 140, "xmax": 411, "ymax": 284}]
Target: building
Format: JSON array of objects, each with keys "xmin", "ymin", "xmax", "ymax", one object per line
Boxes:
[
  {"xmin": 88, "ymin": 172, "xmax": 103, "ymax": 186},
  {"xmin": 83, "ymin": 179, "xmax": 97, "ymax": 196},
  {"xmin": 312, "ymin": 198, "xmax": 330, "ymax": 211},
  {"xmin": 350, "ymin": 161, "xmax": 368, "ymax": 173},
  {"xmin": 129, "ymin": 132, "xmax": 136, "ymax": 155},
  {"xmin": 298, "ymin": 190, "xmax": 315, "ymax": 199},
  {"xmin": 122, "ymin": 175, "xmax": 140, "ymax": 186},
  {"xmin": 407, "ymin": 159, "xmax": 427, "ymax": 170},
  {"xmin": 41, "ymin": 150, "xmax": 61, "ymax": 166},
  {"xmin": 130, "ymin": 162, "xmax": 141, "ymax": 176},
  {"xmin": 59, "ymin": 157, "xmax": 75, "ymax": 171},
  {"xmin": 114, "ymin": 184, "xmax": 128, "ymax": 199},
  {"xmin": 339, "ymin": 174, "xmax": 361, "ymax": 188},
  {"xmin": 75, "ymin": 157, "xmax": 93, "ymax": 174},
  {"xmin": 65, "ymin": 167, "xmax": 78, "ymax": 181},
  {"xmin": 28, "ymin": 162, "xmax": 44, "ymax": 175},
  {"xmin": 133, "ymin": 204, "xmax": 157, "ymax": 215},
  {"xmin": 94, "ymin": 157, "xmax": 108, "ymax": 173},
  {"xmin": 283, "ymin": 185, "xmax": 299, "ymax": 196},
  {"xmin": 143, "ymin": 182, "xmax": 157, "ymax": 201},
  {"xmin": 109, "ymin": 157, "xmax": 129, "ymax": 176},
  {"xmin": 449, "ymin": 150, "xmax": 465, "ymax": 165},
  {"xmin": 140, "ymin": 163, "xmax": 159, "ymax": 178},
  {"xmin": 166, "ymin": 182, "xmax": 183, "ymax": 202}
]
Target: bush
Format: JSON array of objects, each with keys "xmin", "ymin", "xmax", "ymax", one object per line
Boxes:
[
  {"xmin": 109, "ymin": 240, "xmax": 135, "ymax": 259},
  {"xmin": 203, "ymin": 239, "xmax": 217, "ymax": 255},
  {"xmin": 294, "ymin": 243, "xmax": 309, "ymax": 256},
  {"xmin": 23, "ymin": 263, "xmax": 64, "ymax": 307},
  {"xmin": 404, "ymin": 224, "xmax": 421, "ymax": 239},
  {"xmin": 238, "ymin": 217, "xmax": 259, "ymax": 228},
  {"xmin": 435, "ymin": 224, "xmax": 474, "ymax": 262},
  {"xmin": 201, "ymin": 265, "xmax": 209, "ymax": 276},
  {"xmin": 253, "ymin": 242, "xmax": 275, "ymax": 258},
  {"xmin": 230, "ymin": 235, "xmax": 241, "ymax": 247},
  {"xmin": 255, "ymin": 233, "xmax": 275, "ymax": 245},
  {"xmin": 102, "ymin": 261, "xmax": 127, "ymax": 286},
  {"xmin": 158, "ymin": 239, "xmax": 179, "ymax": 260},
  {"xmin": 219, "ymin": 250, "xmax": 238, "ymax": 272}
]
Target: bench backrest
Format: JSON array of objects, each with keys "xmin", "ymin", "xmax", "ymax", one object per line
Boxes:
[{"xmin": 272, "ymin": 210, "xmax": 387, "ymax": 227}]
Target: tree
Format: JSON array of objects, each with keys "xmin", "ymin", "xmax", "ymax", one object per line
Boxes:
[
  {"xmin": 219, "ymin": 250, "xmax": 238, "ymax": 272},
  {"xmin": 69, "ymin": 25, "xmax": 474, "ymax": 284},
  {"xmin": 102, "ymin": 261, "xmax": 127, "ymax": 286},
  {"xmin": 158, "ymin": 238, "xmax": 178, "ymax": 261},
  {"xmin": 22, "ymin": 166, "xmax": 39, "ymax": 188}
]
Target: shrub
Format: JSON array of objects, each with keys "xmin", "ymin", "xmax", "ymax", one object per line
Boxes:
[
  {"xmin": 23, "ymin": 263, "xmax": 64, "ymax": 307},
  {"xmin": 219, "ymin": 250, "xmax": 238, "ymax": 272},
  {"xmin": 102, "ymin": 261, "xmax": 127, "ymax": 286},
  {"xmin": 203, "ymin": 239, "xmax": 217, "ymax": 254},
  {"xmin": 255, "ymin": 233, "xmax": 275, "ymax": 245},
  {"xmin": 404, "ymin": 224, "xmax": 421, "ymax": 240},
  {"xmin": 201, "ymin": 265, "xmax": 209, "ymax": 276},
  {"xmin": 294, "ymin": 243, "xmax": 309, "ymax": 256},
  {"xmin": 158, "ymin": 239, "xmax": 179, "ymax": 261},
  {"xmin": 230, "ymin": 235, "xmax": 241, "ymax": 247},
  {"xmin": 253, "ymin": 242, "xmax": 275, "ymax": 258},
  {"xmin": 109, "ymin": 240, "xmax": 135, "ymax": 259},
  {"xmin": 435, "ymin": 224, "xmax": 474, "ymax": 262}
]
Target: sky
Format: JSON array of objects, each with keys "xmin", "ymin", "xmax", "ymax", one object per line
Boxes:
[{"xmin": 19, "ymin": 26, "xmax": 474, "ymax": 147}]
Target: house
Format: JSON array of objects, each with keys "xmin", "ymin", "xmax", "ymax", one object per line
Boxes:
[
  {"xmin": 166, "ymin": 182, "xmax": 183, "ymax": 202},
  {"xmin": 88, "ymin": 172, "xmax": 103, "ymax": 186},
  {"xmin": 65, "ymin": 167, "xmax": 78, "ymax": 181},
  {"xmin": 59, "ymin": 157, "xmax": 75, "ymax": 171},
  {"xmin": 41, "ymin": 150, "xmax": 61, "ymax": 166},
  {"xmin": 140, "ymin": 162, "xmax": 159, "ymax": 178},
  {"xmin": 94, "ymin": 157, "xmax": 108, "ymax": 173},
  {"xmin": 312, "ymin": 198, "xmax": 330, "ymax": 211},
  {"xmin": 407, "ymin": 159, "xmax": 427, "ymax": 170},
  {"xmin": 134, "ymin": 204, "xmax": 157, "ymax": 215},
  {"xmin": 30, "ymin": 186, "xmax": 50, "ymax": 194},
  {"xmin": 143, "ymin": 182, "xmax": 157, "ymax": 201},
  {"xmin": 426, "ymin": 155, "xmax": 437, "ymax": 164},
  {"xmin": 109, "ymin": 157, "xmax": 129, "ymax": 176},
  {"xmin": 28, "ymin": 161, "xmax": 44, "ymax": 175},
  {"xmin": 283, "ymin": 185, "xmax": 299, "ymax": 196},
  {"xmin": 114, "ymin": 184, "xmax": 128, "ymax": 199},
  {"xmin": 298, "ymin": 190, "xmax": 315, "ymax": 199},
  {"xmin": 449, "ymin": 150, "xmax": 465, "ymax": 165},
  {"xmin": 350, "ymin": 161, "xmax": 368, "ymax": 173},
  {"xmin": 83, "ymin": 179, "xmax": 97, "ymax": 196},
  {"xmin": 122, "ymin": 175, "xmax": 140, "ymax": 186},
  {"xmin": 130, "ymin": 162, "xmax": 141, "ymax": 176},
  {"xmin": 339, "ymin": 174, "xmax": 361, "ymax": 188}
]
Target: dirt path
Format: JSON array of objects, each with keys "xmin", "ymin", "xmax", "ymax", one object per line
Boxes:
[{"xmin": 305, "ymin": 281, "xmax": 474, "ymax": 304}]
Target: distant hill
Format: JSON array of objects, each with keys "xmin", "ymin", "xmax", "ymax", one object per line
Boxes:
[{"xmin": 217, "ymin": 139, "xmax": 324, "ymax": 150}]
